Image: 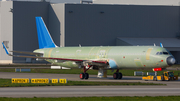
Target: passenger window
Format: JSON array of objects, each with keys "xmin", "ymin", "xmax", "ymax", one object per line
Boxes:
[
  {"xmin": 159, "ymin": 52, "xmax": 162, "ymax": 55},
  {"xmin": 156, "ymin": 52, "xmax": 159, "ymax": 55}
]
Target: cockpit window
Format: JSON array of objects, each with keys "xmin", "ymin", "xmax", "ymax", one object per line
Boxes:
[
  {"xmin": 166, "ymin": 49, "xmax": 172, "ymax": 55},
  {"xmin": 156, "ymin": 52, "xmax": 169, "ymax": 55},
  {"xmin": 163, "ymin": 52, "xmax": 169, "ymax": 55}
]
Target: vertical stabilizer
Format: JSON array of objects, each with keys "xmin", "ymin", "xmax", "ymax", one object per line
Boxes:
[{"xmin": 35, "ymin": 17, "xmax": 57, "ymax": 49}]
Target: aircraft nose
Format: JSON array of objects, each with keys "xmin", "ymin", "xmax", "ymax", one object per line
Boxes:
[{"xmin": 166, "ymin": 56, "xmax": 176, "ymax": 65}]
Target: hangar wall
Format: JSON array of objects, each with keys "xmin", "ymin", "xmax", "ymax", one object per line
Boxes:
[
  {"xmin": 64, "ymin": 4, "xmax": 180, "ymax": 46},
  {"xmin": 13, "ymin": 1, "xmax": 49, "ymax": 62},
  {"xmin": 94, "ymin": 0, "xmax": 180, "ymax": 6}
]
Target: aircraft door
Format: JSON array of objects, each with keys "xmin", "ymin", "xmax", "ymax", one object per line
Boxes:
[
  {"xmin": 146, "ymin": 48, "xmax": 153, "ymax": 60},
  {"xmin": 145, "ymin": 48, "xmax": 154, "ymax": 67}
]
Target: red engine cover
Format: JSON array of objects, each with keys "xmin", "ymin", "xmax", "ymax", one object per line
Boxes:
[{"xmin": 153, "ymin": 68, "xmax": 162, "ymax": 71}]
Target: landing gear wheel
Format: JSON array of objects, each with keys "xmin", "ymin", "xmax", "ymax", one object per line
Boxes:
[
  {"xmin": 118, "ymin": 72, "xmax": 122, "ymax": 79},
  {"xmin": 84, "ymin": 73, "xmax": 89, "ymax": 79},
  {"xmin": 113, "ymin": 72, "xmax": 123, "ymax": 79},
  {"xmin": 79, "ymin": 73, "xmax": 85, "ymax": 79},
  {"xmin": 113, "ymin": 73, "xmax": 119, "ymax": 79}
]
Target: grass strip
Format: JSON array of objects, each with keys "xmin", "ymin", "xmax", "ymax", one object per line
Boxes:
[
  {"xmin": 0, "ymin": 96, "xmax": 180, "ymax": 101},
  {"xmin": 1, "ymin": 68, "xmax": 180, "ymax": 76},
  {"xmin": 0, "ymin": 64, "xmax": 51, "ymax": 67},
  {"xmin": 0, "ymin": 79, "xmax": 164, "ymax": 87}
]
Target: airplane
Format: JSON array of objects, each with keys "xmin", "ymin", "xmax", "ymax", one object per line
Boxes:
[{"xmin": 2, "ymin": 17, "xmax": 176, "ymax": 80}]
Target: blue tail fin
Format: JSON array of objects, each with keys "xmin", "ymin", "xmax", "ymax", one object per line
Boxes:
[{"xmin": 35, "ymin": 17, "xmax": 57, "ymax": 49}]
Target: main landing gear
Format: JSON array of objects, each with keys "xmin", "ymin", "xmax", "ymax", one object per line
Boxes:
[
  {"xmin": 79, "ymin": 66, "xmax": 91, "ymax": 80},
  {"xmin": 113, "ymin": 69, "xmax": 123, "ymax": 79},
  {"xmin": 79, "ymin": 73, "xmax": 89, "ymax": 79}
]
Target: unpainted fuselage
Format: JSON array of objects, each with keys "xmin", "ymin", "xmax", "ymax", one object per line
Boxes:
[{"xmin": 34, "ymin": 46, "xmax": 174, "ymax": 69}]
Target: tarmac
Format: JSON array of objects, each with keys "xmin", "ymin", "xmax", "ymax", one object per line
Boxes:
[{"xmin": 0, "ymin": 71, "xmax": 180, "ymax": 97}]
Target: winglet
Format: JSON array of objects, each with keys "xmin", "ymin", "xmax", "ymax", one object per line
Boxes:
[
  {"xmin": 2, "ymin": 42, "xmax": 9, "ymax": 55},
  {"xmin": 160, "ymin": 43, "xmax": 163, "ymax": 47}
]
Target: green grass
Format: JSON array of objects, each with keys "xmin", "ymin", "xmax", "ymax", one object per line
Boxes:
[
  {"xmin": 0, "ymin": 96, "xmax": 180, "ymax": 101},
  {"xmin": 0, "ymin": 79, "xmax": 164, "ymax": 87},
  {"xmin": 0, "ymin": 64, "xmax": 51, "ymax": 67},
  {"xmin": 0, "ymin": 68, "xmax": 15, "ymax": 72},
  {"xmin": 0, "ymin": 68, "xmax": 180, "ymax": 76}
]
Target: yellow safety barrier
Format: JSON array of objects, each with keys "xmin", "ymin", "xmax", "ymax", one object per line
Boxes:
[
  {"xmin": 59, "ymin": 79, "xmax": 67, "ymax": 84},
  {"xmin": 31, "ymin": 78, "xmax": 49, "ymax": 83},
  {"xmin": 157, "ymin": 76, "xmax": 162, "ymax": 80},
  {"xmin": 142, "ymin": 76, "xmax": 154, "ymax": 80},
  {"xmin": 12, "ymin": 78, "xmax": 29, "ymax": 83},
  {"xmin": 52, "ymin": 79, "xmax": 58, "ymax": 83},
  {"xmin": 11, "ymin": 78, "xmax": 67, "ymax": 84}
]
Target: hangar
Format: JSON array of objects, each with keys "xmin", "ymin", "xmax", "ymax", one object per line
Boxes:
[{"xmin": 1, "ymin": 0, "xmax": 180, "ymax": 63}]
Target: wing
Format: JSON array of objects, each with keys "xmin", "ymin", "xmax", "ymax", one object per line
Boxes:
[
  {"xmin": 2, "ymin": 42, "xmax": 108, "ymax": 67},
  {"xmin": 11, "ymin": 51, "xmax": 43, "ymax": 55}
]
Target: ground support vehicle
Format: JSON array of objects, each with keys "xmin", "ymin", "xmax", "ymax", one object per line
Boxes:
[{"xmin": 142, "ymin": 71, "xmax": 178, "ymax": 81}]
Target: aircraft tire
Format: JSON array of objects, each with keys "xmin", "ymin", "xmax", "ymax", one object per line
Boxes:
[
  {"xmin": 113, "ymin": 73, "xmax": 118, "ymax": 79},
  {"xmin": 118, "ymin": 73, "xmax": 123, "ymax": 79},
  {"xmin": 79, "ymin": 73, "xmax": 85, "ymax": 79},
  {"xmin": 84, "ymin": 73, "xmax": 89, "ymax": 79}
]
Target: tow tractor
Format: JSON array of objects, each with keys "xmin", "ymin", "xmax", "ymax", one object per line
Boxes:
[{"xmin": 142, "ymin": 68, "xmax": 178, "ymax": 81}]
